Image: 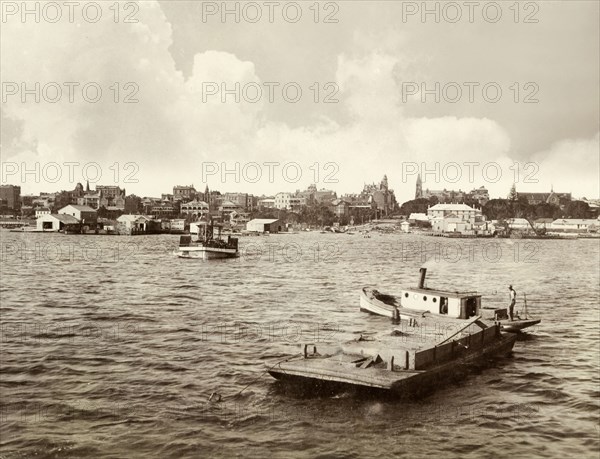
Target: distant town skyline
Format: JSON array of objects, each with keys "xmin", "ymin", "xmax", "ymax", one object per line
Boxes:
[
  {"xmin": 0, "ymin": 178, "xmax": 593, "ymax": 206},
  {"xmin": 4, "ymin": 163, "xmax": 597, "ymax": 205}
]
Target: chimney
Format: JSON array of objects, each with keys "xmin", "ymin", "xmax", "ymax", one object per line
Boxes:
[{"xmin": 418, "ymin": 268, "xmax": 427, "ymax": 289}]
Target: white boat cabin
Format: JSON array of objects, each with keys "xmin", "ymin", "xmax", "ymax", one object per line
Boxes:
[
  {"xmin": 400, "ymin": 287, "xmax": 481, "ymax": 319},
  {"xmin": 402, "ymin": 268, "xmax": 481, "ymax": 319}
]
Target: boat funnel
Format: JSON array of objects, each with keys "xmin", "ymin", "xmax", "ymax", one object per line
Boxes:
[{"xmin": 418, "ymin": 268, "xmax": 427, "ymax": 289}]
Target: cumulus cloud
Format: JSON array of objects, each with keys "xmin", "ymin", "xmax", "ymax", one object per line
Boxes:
[{"xmin": 1, "ymin": 1, "xmax": 597, "ymax": 203}]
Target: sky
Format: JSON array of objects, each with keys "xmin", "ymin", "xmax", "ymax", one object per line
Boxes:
[{"xmin": 1, "ymin": 0, "xmax": 599, "ymax": 203}]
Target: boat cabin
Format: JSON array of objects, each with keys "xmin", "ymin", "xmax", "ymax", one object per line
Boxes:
[
  {"xmin": 401, "ymin": 268, "xmax": 481, "ymax": 319},
  {"xmin": 400, "ymin": 288, "xmax": 481, "ymax": 319}
]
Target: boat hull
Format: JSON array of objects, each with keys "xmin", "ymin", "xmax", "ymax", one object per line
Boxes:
[
  {"xmin": 175, "ymin": 247, "xmax": 238, "ymax": 260},
  {"xmin": 269, "ymin": 331, "xmax": 517, "ymax": 396},
  {"xmin": 360, "ymin": 288, "xmax": 540, "ymax": 332}
]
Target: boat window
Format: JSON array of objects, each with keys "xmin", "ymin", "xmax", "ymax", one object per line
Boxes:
[
  {"xmin": 465, "ymin": 297, "xmax": 477, "ymax": 317},
  {"xmin": 440, "ymin": 297, "xmax": 448, "ymax": 315},
  {"xmin": 404, "ymin": 293, "xmax": 409, "ymax": 298},
  {"xmin": 433, "ymin": 298, "xmax": 437, "ymax": 303},
  {"xmin": 423, "ymin": 296, "xmax": 427, "ymax": 301}
]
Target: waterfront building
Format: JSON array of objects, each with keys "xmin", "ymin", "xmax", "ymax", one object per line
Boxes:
[
  {"xmin": 117, "ymin": 214, "xmax": 151, "ymax": 234},
  {"xmin": 427, "ymin": 203, "xmax": 481, "ymax": 221},
  {"xmin": 35, "ymin": 208, "xmax": 51, "ymax": 219},
  {"xmin": 36, "ymin": 214, "xmax": 80, "ymax": 232},
  {"xmin": 550, "ymin": 218, "xmax": 599, "ymax": 233},
  {"xmin": 246, "ymin": 218, "xmax": 282, "ymax": 233},
  {"xmin": 58, "ymin": 205, "xmax": 97, "ymax": 225},
  {"xmin": 170, "ymin": 219, "xmax": 186, "ymax": 233},
  {"xmin": 428, "ymin": 203, "xmax": 485, "ymax": 235}
]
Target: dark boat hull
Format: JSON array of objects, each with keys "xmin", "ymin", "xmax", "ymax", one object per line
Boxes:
[{"xmin": 268, "ymin": 331, "xmax": 517, "ymax": 396}]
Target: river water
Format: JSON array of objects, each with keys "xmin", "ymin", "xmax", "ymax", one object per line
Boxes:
[{"xmin": 1, "ymin": 231, "xmax": 598, "ymax": 458}]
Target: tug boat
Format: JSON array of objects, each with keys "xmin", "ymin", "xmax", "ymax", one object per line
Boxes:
[
  {"xmin": 359, "ymin": 269, "xmax": 540, "ymax": 332},
  {"xmin": 268, "ymin": 314, "xmax": 516, "ymax": 395},
  {"xmin": 174, "ymin": 219, "xmax": 238, "ymax": 260}
]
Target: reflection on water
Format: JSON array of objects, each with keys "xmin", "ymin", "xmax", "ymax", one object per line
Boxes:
[{"xmin": 1, "ymin": 231, "xmax": 599, "ymax": 458}]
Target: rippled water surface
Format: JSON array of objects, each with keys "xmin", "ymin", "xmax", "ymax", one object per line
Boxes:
[{"xmin": 1, "ymin": 231, "xmax": 599, "ymax": 458}]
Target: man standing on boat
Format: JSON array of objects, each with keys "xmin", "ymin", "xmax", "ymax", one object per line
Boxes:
[{"xmin": 508, "ymin": 285, "xmax": 517, "ymax": 321}]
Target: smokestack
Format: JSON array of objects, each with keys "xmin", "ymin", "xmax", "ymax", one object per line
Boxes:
[{"xmin": 418, "ymin": 268, "xmax": 427, "ymax": 289}]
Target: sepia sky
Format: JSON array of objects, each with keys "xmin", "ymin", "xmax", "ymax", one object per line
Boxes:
[{"xmin": 1, "ymin": 0, "xmax": 599, "ymax": 203}]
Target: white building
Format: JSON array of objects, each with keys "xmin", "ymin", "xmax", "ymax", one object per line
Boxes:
[
  {"xmin": 35, "ymin": 208, "xmax": 51, "ymax": 219},
  {"xmin": 180, "ymin": 200, "xmax": 209, "ymax": 218},
  {"xmin": 36, "ymin": 214, "xmax": 80, "ymax": 232},
  {"xmin": 400, "ymin": 221, "xmax": 411, "ymax": 233},
  {"xmin": 550, "ymin": 219, "xmax": 599, "ymax": 233},
  {"xmin": 170, "ymin": 219, "xmax": 186, "ymax": 232},
  {"xmin": 428, "ymin": 203, "xmax": 487, "ymax": 235},
  {"xmin": 274, "ymin": 192, "xmax": 292, "ymax": 210},
  {"xmin": 274, "ymin": 193, "xmax": 307, "ymax": 211},
  {"xmin": 117, "ymin": 214, "xmax": 150, "ymax": 234},
  {"xmin": 427, "ymin": 203, "xmax": 481, "ymax": 221},
  {"xmin": 246, "ymin": 219, "xmax": 282, "ymax": 233}
]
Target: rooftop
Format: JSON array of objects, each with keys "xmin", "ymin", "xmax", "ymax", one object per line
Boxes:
[
  {"xmin": 248, "ymin": 219, "xmax": 279, "ymax": 224},
  {"xmin": 60, "ymin": 205, "xmax": 97, "ymax": 212},
  {"xmin": 429, "ymin": 203, "xmax": 478, "ymax": 211},
  {"xmin": 43, "ymin": 214, "xmax": 80, "ymax": 224}
]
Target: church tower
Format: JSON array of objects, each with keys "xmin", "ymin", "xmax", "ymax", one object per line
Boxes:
[
  {"xmin": 415, "ymin": 174, "xmax": 423, "ymax": 199},
  {"xmin": 381, "ymin": 174, "xmax": 388, "ymax": 190},
  {"xmin": 204, "ymin": 185, "xmax": 210, "ymax": 209}
]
